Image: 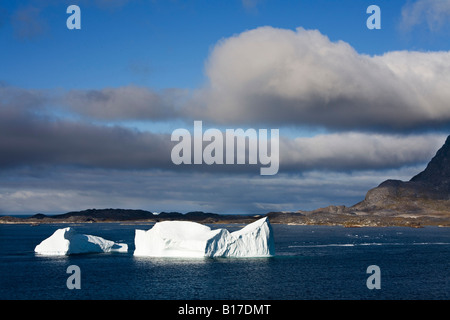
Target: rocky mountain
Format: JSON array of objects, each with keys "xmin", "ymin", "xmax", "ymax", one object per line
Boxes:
[
  {"xmin": 410, "ymin": 135, "xmax": 450, "ymax": 193},
  {"xmin": 352, "ymin": 135, "xmax": 450, "ymax": 215}
]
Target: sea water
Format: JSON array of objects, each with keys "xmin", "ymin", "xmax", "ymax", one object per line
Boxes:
[{"xmin": 0, "ymin": 223, "xmax": 448, "ymax": 300}]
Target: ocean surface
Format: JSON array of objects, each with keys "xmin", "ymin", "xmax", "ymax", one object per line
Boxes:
[{"xmin": 0, "ymin": 223, "xmax": 449, "ymax": 300}]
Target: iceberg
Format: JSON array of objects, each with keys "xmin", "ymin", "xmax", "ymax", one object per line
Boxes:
[
  {"xmin": 134, "ymin": 217, "xmax": 275, "ymax": 258},
  {"xmin": 34, "ymin": 227, "xmax": 128, "ymax": 255}
]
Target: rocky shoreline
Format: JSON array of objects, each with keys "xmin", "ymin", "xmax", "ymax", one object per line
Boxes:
[
  {"xmin": 0, "ymin": 208, "xmax": 449, "ymax": 227},
  {"xmin": 266, "ymin": 211, "xmax": 450, "ymax": 227}
]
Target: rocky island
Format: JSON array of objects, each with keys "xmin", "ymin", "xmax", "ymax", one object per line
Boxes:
[{"xmin": 1, "ymin": 136, "xmax": 450, "ymax": 227}]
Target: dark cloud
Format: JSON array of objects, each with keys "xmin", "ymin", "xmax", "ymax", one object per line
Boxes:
[
  {"xmin": 0, "ymin": 114, "xmax": 172, "ymax": 170},
  {"xmin": 63, "ymin": 85, "xmax": 184, "ymax": 121},
  {"xmin": 0, "ymin": 85, "xmax": 47, "ymax": 110},
  {"xmin": 0, "ymin": 86, "xmax": 173, "ymax": 170},
  {"xmin": 0, "ymin": 84, "xmax": 445, "ymax": 174},
  {"xmin": 0, "ymin": 166, "xmax": 420, "ymax": 214}
]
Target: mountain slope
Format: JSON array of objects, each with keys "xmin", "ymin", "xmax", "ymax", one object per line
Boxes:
[{"xmin": 351, "ymin": 135, "xmax": 450, "ymax": 216}]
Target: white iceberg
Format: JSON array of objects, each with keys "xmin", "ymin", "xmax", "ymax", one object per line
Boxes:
[
  {"xmin": 34, "ymin": 227, "xmax": 128, "ymax": 255},
  {"xmin": 134, "ymin": 217, "xmax": 275, "ymax": 258}
]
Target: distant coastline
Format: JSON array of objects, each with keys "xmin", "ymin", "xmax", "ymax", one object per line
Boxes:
[
  {"xmin": 0, "ymin": 207, "xmax": 448, "ymax": 227},
  {"xmin": 0, "ymin": 209, "xmax": 260, "ymax": 225}
]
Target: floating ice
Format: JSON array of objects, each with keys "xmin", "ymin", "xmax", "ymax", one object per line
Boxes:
[
  {"xmin": 34, "ymin": 227, "xmax": 128, "ymax": 255},
  {"xmin": 134, "ymin": 217, "xmax": 275, "ymax": 257}
]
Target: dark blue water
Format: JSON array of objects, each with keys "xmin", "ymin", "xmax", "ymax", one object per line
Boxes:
[{"xmin": 0, "ymin": 223, "xmax": 449, "ymax": 300}]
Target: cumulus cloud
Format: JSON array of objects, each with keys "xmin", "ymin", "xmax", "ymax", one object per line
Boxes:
[
  {"xmin": 55, "ymin": 26, "xmax": 450, "ymax": 131},
  {"xmin": 400, "ymin": 0, "xmax": 450, "ymax": 32},
  {"xmin": 188, "ymin": 27, "xmax": 450, "ymax": 131},
  {"xmin": 9, "ymin": 25, "xmax": 450, "ymax": 132}
]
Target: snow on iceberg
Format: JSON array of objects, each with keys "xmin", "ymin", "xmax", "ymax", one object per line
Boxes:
[
  {"xmin": 34, "ymin": 227, "xmax": 128, "ymax": 255},
  {"xmin": 134, "ymin": 217, "xmax": 275, "ymax": 258}
]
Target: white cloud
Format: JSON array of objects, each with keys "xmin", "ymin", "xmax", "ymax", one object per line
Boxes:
[
  {"xmin": 188, "ymin": 27, "xmax": 450, "ymax": 130},
  {"xmin": 280, "ymin": 132, "xmax": 446, "ymax": 171}
]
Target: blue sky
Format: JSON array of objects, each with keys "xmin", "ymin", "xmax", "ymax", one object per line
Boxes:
[
  {"xmin": 1, "ymin": 0, "xmax": 450, "ymax": 215},
  {"xmin": 2, "ymin": 0, "xmax": 449, "ymax": 91}
]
